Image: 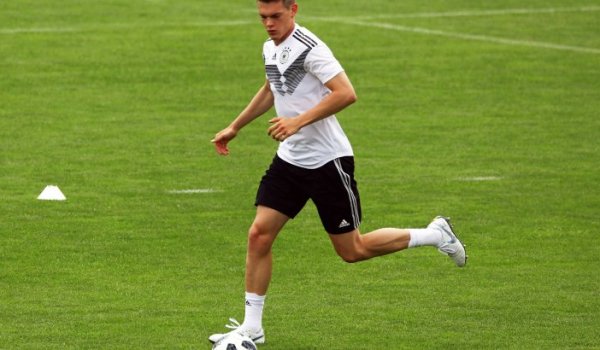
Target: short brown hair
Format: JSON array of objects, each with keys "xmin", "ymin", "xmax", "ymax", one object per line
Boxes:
[{"xmin": 257, "ymin": 0, "xmax": 296, "ymax": 9}]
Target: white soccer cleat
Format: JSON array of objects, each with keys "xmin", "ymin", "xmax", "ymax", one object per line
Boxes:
[
  {"xmin": 208, "ymin": 318, "xmax": 265, "ymax": 345},
  {"xmin": 428, "ymin": 216, "xmax": 467, "ymax": 267}
]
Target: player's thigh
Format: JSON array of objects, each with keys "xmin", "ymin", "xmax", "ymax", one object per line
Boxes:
[
  {"xmin": 250, "ymin": 205, "xmax": 290, "ymax": 238},
  {"xmin": 311, "ymin": 157, "xmax": 362, "ymax": 234},
  {"xmin": 255, "ymin": 155, "xmax": 309, "ymax": 220}
]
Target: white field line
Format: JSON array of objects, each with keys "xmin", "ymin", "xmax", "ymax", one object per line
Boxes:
[
  {"xmin": 457, "ymin": 176, "xmax": 503, "ymax": 182},
  {"xmin": 307, "ymin": 5, "xmax": 600, "ymax": 21},
  {"xmin": 327, "ymin": 19, "xmax": 600, "ymax": 54},
  {"xmin": 2, "ymin": 5, "xmax": 598, "ymax": 35},
  {"xmin": 0, "ymin": 20, "xmax": 255, "ymax": 35},
  {"xmin": 0, "ymin": 27, "xmax": 78, "ymax": 34},
  {"xmin": 182, "ymin": 20, "xmax": 255, "ymax": 27}
]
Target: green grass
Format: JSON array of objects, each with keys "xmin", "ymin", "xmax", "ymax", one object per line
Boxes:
[{"xmin": 1, "ymin": 1, "xmax": 599, "ymax": 349}]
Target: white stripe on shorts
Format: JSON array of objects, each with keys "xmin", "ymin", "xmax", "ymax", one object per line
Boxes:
[{"xmin": 334, "ymin": 158, "xmax": 360, "ymax": 228}]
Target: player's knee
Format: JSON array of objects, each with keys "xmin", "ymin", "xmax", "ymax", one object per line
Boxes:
[
  {"xmin": 331, "ymin": 231, "xmax": 369, "ymax": 263},
  {"xmin": 337, "ymin": 248, "xmax": 368, "ymax": 263},
  {"xmin": 247, "ymin": 223, "xmax": 275, "ymax": 254}
]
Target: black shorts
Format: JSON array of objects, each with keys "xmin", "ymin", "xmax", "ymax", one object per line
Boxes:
[{"xmin": 255, "ymin": 155, "xmax": 361, "ymax": 234}]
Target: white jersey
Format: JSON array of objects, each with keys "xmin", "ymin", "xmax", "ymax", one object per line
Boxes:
[{"xmin": 263, "ymin": 24, "xmax": 353, "ymax": 169}]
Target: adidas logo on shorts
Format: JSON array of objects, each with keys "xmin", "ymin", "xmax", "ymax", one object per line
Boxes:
[{"xmin": 338, "ymin": 219, "xmax": 351, "ymax": 228}]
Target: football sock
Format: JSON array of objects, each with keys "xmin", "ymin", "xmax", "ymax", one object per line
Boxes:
[
  {"xmin": 408, "ymin": 228, "xmax": 443, "ymax": 248},
  {"xmin": 242, "ymin": 292, "xmax": 265, "ymax": 331}
]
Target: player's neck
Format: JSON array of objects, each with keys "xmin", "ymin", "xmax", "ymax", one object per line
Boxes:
[{"xmin": 275, "ymin": 23, "xmax": 296, "ymax": 46}]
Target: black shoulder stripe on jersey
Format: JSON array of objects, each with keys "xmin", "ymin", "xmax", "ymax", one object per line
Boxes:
[
  {"xmin": 293, "ymin": 32, "xmax": 316, "ymax": 49},
  {"xmin": 294, "ymin": 29, "xmax": 318, "ymax": 46},
  {"xmin": 292, "ymin": 34, "xmax": 314, "ymax": 49}
]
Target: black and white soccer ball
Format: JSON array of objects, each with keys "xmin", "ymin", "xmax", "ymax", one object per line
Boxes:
[{"xmin": 212, "ymin": 333, "xmax": 257, "ymax": 350}]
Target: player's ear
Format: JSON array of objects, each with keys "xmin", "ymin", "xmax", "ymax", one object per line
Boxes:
[{"xmin": 290, "ymin": 3, "xmax": 298, "ymax": 17}]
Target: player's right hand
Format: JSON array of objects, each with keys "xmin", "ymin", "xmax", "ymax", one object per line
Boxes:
[{"xmin": 211, "ymin": 127, "xmax": 238, "ymax": 156}]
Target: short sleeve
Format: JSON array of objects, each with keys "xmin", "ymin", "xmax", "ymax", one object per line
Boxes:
[{"xmin": 304, "ymin": 45, "xmax": 344, "ymax": 84}]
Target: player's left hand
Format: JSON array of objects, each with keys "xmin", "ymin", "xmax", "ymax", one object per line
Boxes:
[{"xmin": 268, "ymin": 117, "xmax": 300, "ymax": 142}]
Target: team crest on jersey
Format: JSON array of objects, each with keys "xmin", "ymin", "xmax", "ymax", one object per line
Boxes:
[{"xmin": 280, "ymin": 47, "xmax": 291, "ymax": 64}]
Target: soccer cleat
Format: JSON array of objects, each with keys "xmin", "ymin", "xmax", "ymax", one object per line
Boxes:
[
  {"xmin": 208, "ymin": 318, "xmax": 265, "ymax": 345},
  {"xmin": 428, "ymin": 216, "xmax": 467, "ymax": 267}
]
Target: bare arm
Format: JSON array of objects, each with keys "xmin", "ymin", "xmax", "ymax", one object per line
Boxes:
[
  {"xmin": 267, "ymin": 72, "xmax": 357, "ymax": 141},
  {"xmin": 212, "ymin": 79, "xmax": 274, "ymax": 155}
]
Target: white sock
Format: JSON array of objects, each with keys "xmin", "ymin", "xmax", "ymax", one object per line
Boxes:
[
  {"xmin": 242, "ymin": 292, "xmax": 265, "ymax": 331},
  {"xmin": 408, "ymin": 228, "xmax": 443, "ymax": 248}
]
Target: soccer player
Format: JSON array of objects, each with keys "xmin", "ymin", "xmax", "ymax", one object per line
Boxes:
[{"xmin": 209, "ymin": 0, "xmax": 466, "ymax": 344}]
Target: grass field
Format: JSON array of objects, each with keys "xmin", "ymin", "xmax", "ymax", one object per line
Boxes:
[{"xmin": 1, "ymin": 0, "xmax": 599, "ymax": 349}]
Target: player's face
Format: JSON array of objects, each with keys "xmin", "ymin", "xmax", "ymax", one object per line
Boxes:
[{"xmin": 258, "ymin": 1, "xmax": 298, "ymax": 45}]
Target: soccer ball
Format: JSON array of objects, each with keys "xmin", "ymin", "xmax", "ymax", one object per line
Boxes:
[{"xmin": 212, "ymin": 333, "xmax": 257, "ymax": 350}]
